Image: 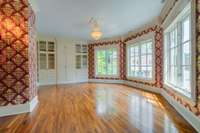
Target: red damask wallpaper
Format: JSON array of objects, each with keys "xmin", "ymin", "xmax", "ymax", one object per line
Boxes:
[
  {"xmin": 0, "ymin": 0, "xmax": 37, "ymax": 106},
  {"xmin": 28, "ymin": 6, "xmax": 37, "ymax": 101},
  {"xmin": 88, "ymin": 26, "xmax": 163, "ymax": 88},
  {"xmin": 119, "ymin": 41, "xmax": 126, "ymax": 80},
  {"xmin": 197, "ymin": 0, "xmax": 200, "ymax": 117}
]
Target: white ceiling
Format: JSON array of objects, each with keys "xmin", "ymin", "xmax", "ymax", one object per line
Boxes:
[{"xmin": 35, "ymin": 0, "xmax": 165, "ymax": 40}]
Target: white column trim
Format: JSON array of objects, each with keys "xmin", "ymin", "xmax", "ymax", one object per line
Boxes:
[
  {"xmin": 28, "ymin": 0, "xmax": 40, "ymax": 12},
  {"xmin": 0, "ymin": 96, "xmax": 38, "ymax": 117}
]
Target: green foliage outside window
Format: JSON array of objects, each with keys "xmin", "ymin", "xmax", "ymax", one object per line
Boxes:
[{"xmin": 96, "ymin": 48, "xmax": 118, "ymax": 76}]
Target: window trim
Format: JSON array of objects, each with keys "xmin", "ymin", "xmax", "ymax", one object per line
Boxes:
[
  {"xmin": 94, "ymin": 45, "xmax": 120, "ymax": 78},
  {"xmin": 163, "ymin": 1, "xmax": 196, "ymax": 102},
  {"xmin": 126, "ymin": 33, "xmax": 156, "ymax": 82}
]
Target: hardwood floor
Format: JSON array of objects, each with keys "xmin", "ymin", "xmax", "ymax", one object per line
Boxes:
[{"xmin": 0, "ymin": 83, "xmax": 197, "ymax": 133}]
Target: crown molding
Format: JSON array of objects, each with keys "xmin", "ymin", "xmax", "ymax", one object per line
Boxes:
[
  {"xmin": 160, "ymin": 0, "xmax": 177, "ymax": 22},
  {"xmin": 29, "ymin": 0, "xmax": 40, "ymax": 13}
]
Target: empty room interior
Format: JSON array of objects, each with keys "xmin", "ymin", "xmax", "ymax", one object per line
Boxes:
[{"xmin": 0, "ymin": 0, "xmax": 200, "ymax": 132}]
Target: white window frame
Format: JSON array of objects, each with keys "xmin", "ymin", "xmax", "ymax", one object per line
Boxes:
[
  {"xmin": 94, "ymin": 45, "xmax": 120, "ymax": 78},
  {"xmin": 126, "ymin": 33, "xmax": 155, "ymax": 82},
  {"xmin": 163, "ymin": 2, "xmax": 196, "ymax": 101}
]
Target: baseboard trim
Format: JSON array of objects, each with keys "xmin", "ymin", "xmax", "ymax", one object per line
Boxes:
[
  {"xmin": 38, "ymin": 81, "xmax": 89, "ymax": 87},
  {"xmin": 161, "ymin": 90, "xmax": 200, "ymax": 132},
  {"xmin": 88, "ymin": 79, "xmax": 160, "ymax": 94},
  {"xmin": 88, "ymin": 79, "xmax": 124, "ymax": 84},
  {"xmin": 58, "ymin": 80, "xmax": 89, "ymax": 84},
  {"xmin": 124, "ymin": 80, "xmax": 161, "ymax": 94},
  {"xmin": 0, "ymin": 96, "xmax": 38, "ymax": 117},
  {"xmin": 30, "ymin": 96, "xmax": 38, "ymax": 112},
  {"xmin": 38, "ymin": 82, "xmax": 57, "ymax": 86}
]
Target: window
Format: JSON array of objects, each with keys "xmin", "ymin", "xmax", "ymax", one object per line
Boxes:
[
  {"xmin": 75, "ymin": 44, "xmax": 88, "ymax": 69},
  {"xmin": 164, "ymin": 3, "xmax": 192, "ymax": 98},
  {"xmin": 127, "ymin": 39, "xmax": 154, "ymax": 80},
  {"xmin": 38, "ymin": 41, "xmax": 56, "ymax": 70},
  {"xmin": 95, "ymin": 46, "xmax": 118, "ymax": 77}
]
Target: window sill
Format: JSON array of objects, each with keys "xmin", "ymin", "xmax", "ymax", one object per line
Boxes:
[
  {"xmin": 95, "ymin": 75, "xmax": 120, "ymax": 79},
  {"xmin": 163, "ymin": 83, "xmax": 196, "ymax": 105},
  {"xmin": 126, "ymin": 76, "xmax": 155, "ymax": 83}
]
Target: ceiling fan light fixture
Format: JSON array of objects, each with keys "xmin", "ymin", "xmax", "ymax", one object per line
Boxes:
[
  {"xmin": 91, "ymin": 30, "xmax": 102, "ymax": 40},
  {"xmin": 89, "ymin": 17, "xmax": 103, "ymax": 40}
]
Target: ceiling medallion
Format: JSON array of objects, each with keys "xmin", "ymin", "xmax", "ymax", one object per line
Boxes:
[{"xmin": 89, "ymin": 18, "xmax": 102, "ymax": 40}]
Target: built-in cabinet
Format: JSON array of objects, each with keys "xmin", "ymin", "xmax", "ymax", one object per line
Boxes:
[
  {"xmin": 38, "ymin": 41, "xmax": 56, "ymax": 70},
  {"xmin": 37, "ymin": 39, "xmax": 57, "ymax": 85},
  {"xmin": 75, "ymin": 44, "xmax": 88, "ymax": 69},
  {"xmin": 37, "ymin": 37, "xmax": 88, "ymax": 86}
]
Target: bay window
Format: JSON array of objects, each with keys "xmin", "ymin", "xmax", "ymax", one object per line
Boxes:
[
  {"xmin": 164, "ymin": 3, "xmax": 192, "ymax": 98},
  {"xmin": 127, "ymin": 39, "xmax": 154, "ymax": 80},
  {"xmin": 95, "ymin": 46, "xmax": 118, "ymax": 77}
]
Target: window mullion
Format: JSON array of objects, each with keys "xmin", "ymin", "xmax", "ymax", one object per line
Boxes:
[
  {"xmin": 167, "ymin": 34, "xmax": 170, "ymax": 81},
  {"xmin": 111, "ymin": 49, "xmax": 113, "ymax": 75},
  {"xmin": 177, "ymin": 22, "xmax": 183, "ymax": 87},
  {"xmin": 145, "ymin": 43, "xmax": 148, "ymax": 79},
  {"xmin": 127, "ymin": 47, "xmax": 129, "ymax": 76},
  {"xmin": 46, "ymin": 43, "xmax": 49, "ymax": 69},
  {"xmin": 134, "ymin": 46, "xmax": 136, "ymax": 77},
  {"xmin": 139, "ymin": 44, "xmax": 142, "ymax": 77},
  {"xmin": 105, "ymin": 50, "xmax": 108, "ymax": 75},
  {"xmin": 130, "ymin": 47, "xmax": 132, "ymax": 76},
  {"xmin": 168, "ymin": 33, "xmax": 171, "ymax": 82}
]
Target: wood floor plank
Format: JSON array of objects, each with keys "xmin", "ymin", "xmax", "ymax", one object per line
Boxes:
[{"xmin": 0, "ymin": 83, "xmax": 197, "ymax": 133}]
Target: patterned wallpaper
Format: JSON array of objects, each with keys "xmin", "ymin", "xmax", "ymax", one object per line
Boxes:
[
  {"xmin": 28, "ymin": 6, "xmax": 37, "ymax": 101},
  {"xmin": 119, "ymin": 41, "xmax": 126, "ymax": 80},
  {"xmin": 197, "ymin": 0, "xmax": 200, "ymax": 117},
  {"xmin": 88, "ymin": 26, "xmax": 163, "ymax": 88},
  {"xmin": 0, "ymin": 0, "xmax": 37, "ymax": 106},
  {"xmin": 88, "ymin": 44, "xmax": 95, "ymax": 79}
]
